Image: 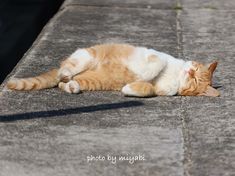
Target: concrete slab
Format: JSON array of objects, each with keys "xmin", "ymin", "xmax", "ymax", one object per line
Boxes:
[
  {"xmin": 0, "ymin": 124, "xmax": 184, "ymax": 176},
  {"xmin": 0, "ymin": 3, "xmax": 185, "ymax": 176},
  {"xmin": 181, "ymin": 0, "xmax": 235, "ymax": 10},
  {"xmin": 179, "ymin": 7, "xmax": 235, "ymax": 176},
  {"xmin": 0, "ymin": 0, "xmax": 234, "ymax": 175},
  {"xmin": 181, "ymin": 97, "xmax": 235, "ymax": 176}
]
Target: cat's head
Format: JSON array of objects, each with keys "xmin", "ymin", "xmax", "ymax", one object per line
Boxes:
[{"xmin": 179, "ymin": 61, "xmax": 220, "ymax": 97}]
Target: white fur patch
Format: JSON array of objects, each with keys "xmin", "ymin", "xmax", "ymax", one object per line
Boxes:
[
  {"xmin": 68, "ymin": 49, "xmax": 94, "ymax": 74},
  {"xmin": 183, "ymin": 61, "xmax": 193, "ymax": 73},
  {"xmin": 63, "ymin": 80, "xmax": 80, "ymax": 94},
  {"xmin": 124, "ymin": 47, "xmax": 167, "ymax": 81},
  {"xmin": 151, "ymin": 51, "xmax": 190, "ymax": 95},
  {"xmin": 121, "ymin": 84, "xmax": 138, "ymax": 96},
  {"xmin": 70, "ymin": 49, "xmax": 92, "ymax": 60},
  {"xmin": 178, "ymin": 61, "xmax": 193, "ymax": 88}
]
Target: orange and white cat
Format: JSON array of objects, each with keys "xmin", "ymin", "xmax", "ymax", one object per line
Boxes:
[{"xmin": 7, "ymin": 44, "xmax": 220, "ymax": 97}]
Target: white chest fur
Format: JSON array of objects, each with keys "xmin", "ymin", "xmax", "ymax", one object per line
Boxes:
[
  {"xmin": 124, "ymin": 47, "xmax": 190, "ymax": 96},
  {"xmin": 152, "ymin": 51, "xmax": 186, "ymax": 95}
]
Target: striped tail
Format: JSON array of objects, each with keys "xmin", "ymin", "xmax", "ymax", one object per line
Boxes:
[{"xmin": 7, "ymin": 69, "xmax": 59, "ymax": 91}]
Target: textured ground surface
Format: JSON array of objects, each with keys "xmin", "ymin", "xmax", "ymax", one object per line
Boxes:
[{"xmin": 0, "ymin": 0, "xmax": 234, "ymax": 176}]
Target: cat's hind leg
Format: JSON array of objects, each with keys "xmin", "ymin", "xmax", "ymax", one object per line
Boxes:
[
  {"xmin": 72, "ymin": 71, "xmax": 114, "ymax": 91},
  {"xmin": 59, "ymin": 70, "xmax": 113, "ymax": 93},
  {"xmin": 58, "ymin": 49, "xmax": 94, "ymax": 82},
  {"xmin": 121, "ymin": 81, "xmax": 156, "ymax": 97}
]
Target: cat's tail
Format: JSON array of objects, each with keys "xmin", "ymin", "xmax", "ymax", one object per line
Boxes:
[{"xmin": 7, "ymin": 69, "xmax": 59, "ymax": 91}]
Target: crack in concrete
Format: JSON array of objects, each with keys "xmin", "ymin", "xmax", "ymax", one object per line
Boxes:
[
  {"xmin": 176, "ymin": 0, "xmax": 184, "ymax": 59},
  {"xmin": 176, "ymin": 0, "xmax": 192, "ymax": 176},
  {"xmin": 179, "ymin": 98, "xmax": 193, "ymax": 176}
]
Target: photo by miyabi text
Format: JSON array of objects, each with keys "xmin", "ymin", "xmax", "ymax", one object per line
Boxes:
[{"xmin": 87, "ymin": 154, "xmax": 146, "ymax": 164}]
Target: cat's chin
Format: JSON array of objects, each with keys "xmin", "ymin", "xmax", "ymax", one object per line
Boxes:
[
  {"xmin": 178, "ymin": 71, "xmax": 190, "ymax": 92},
  {"xmin": 183, "ymin": 61, "xmax": 193, "ymax": 72}
]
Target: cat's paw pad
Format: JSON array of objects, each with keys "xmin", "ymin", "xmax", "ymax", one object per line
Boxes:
[
  {"xmin": 59, "ymin": 80, "xmax": 80, "ymax": 94},
  {"xmin": 58, "ymin": 68, "xmax": 73, "ymax": 83}
]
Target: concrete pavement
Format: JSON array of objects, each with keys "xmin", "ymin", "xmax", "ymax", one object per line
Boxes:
[{"xmin": 0, "ymin": 0, "xmax": 234, "ymax": 175}]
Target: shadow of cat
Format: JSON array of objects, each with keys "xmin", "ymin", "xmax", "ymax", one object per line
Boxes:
[{"xmin": 0, "ymin": 101, "xmax": 144, "ymax": 122}]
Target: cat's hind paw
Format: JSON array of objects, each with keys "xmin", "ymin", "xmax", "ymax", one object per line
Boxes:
[
  {"xmin": 59, "ymin": 80, "xmax": 80, "ymax": 94},
  {"xmin": 121, "ymin": 84, "xmax": 138, "ymax": 97},
  {"xmin": 121, "ymin": 82, "xmax": 155, "ymax": 97}
]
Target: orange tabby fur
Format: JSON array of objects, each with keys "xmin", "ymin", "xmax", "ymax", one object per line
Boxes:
[
  {"xmin": 178, "ymin": 61, "xmax": 219, "ymax": 96},
  {"xmin": 7, "ymin": 44, "xmax": 220, "ymax": 97},
  {"xmin": 127, "ymin": 81, "xmax": 155, "ymax": 97},
  {"xmin": 7, "ymin": 69, "xmax": 58, "ymax": 90}
]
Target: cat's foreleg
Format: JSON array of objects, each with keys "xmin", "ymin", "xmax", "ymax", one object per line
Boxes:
[
  {"xmin": 58, "ymin": 80, "xmax": 80, "ymax": 94},
  {"xmin": 58, "ymin": 49, "xmax": 94, "ymax": 82},
  {"xmin": 121, "ymin": 81, "xmax": 156, "ymax": 97}
]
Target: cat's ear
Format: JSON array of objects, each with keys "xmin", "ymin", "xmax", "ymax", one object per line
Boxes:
[
  {"xmin": 207, "ymin": 61, "xmax": 218, "ymax": 74},
  {"xmin": 198, "ymin": 85, "xmax": 220, "ymax": 97}
]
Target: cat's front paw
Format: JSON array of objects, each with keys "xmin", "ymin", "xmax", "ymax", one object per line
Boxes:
[
  {"xmin": 58, "ymin": 68, "xmax": 73, "ymax": 82},
  {"xmin": 58, "ymin": 80, "xmax": 80, "ymax": 94}
]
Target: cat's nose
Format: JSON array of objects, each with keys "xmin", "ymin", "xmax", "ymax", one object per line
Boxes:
[{"xmin": 188, "ymin": 69, "xmax": 195, "ymax": 77}]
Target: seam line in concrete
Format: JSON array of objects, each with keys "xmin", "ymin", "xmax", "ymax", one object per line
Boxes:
[
  {"xmin": 176, "ymin": 1, "xmax": 183, "ymax": 59},
  {"xmin": 176, "ymin": 0, "xmax": 192, "ymax": 176},
  {"xmin": 179, "ymin": 98, "xmax": 193, "ymax": 176}
]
